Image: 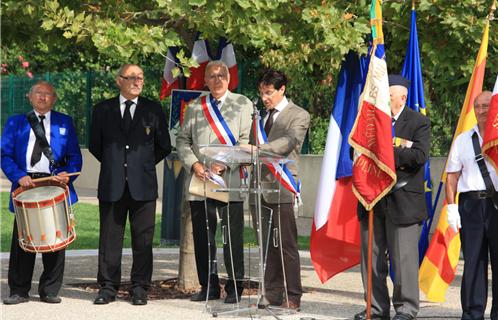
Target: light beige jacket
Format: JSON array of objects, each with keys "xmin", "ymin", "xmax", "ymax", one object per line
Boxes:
[{"xmin": 176, "ymin": 91, "xmax": 253, "ymax": 201}]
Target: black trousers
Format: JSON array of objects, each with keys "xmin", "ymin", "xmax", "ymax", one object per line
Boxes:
[
  {"xmin": 97, "ymin": 184, "xmax": 156, "ymax": 296},
  {"xmin": 459, "ymin": 194, "xmax": 498, "ymax": 320},
  {"xmin": 190, "ymin": 200, "xmax": 244, "ymax": 295},
  {"xmin": 253, "ymin": 200, "xmax": 302, "ymax": 305},
  {"xmin": 8, "ymin": 221, "xmax": 65, "ymax": 298}
]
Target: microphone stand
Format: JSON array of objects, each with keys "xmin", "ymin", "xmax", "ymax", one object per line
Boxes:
[{"xmin": 251, "ymin": 99, "xmax": 271, "ymax": 309}]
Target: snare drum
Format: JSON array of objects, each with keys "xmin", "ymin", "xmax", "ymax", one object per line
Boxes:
[{"xmin": 12, "ymin": 180, "xmax": 76, "ymax": 253}]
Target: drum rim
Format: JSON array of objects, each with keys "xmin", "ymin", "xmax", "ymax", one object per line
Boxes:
[
  {"xmin": 12, "ymin": 180, "xmax": 70, "ymax": 209},
  {"xmin": 19, "ymin": 232, "xmax": 76, "ymax": 253}
]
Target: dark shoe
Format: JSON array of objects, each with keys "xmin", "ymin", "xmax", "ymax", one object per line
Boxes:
[
  {"xmin": 224, "ymin": 292, "xmax": 242, "ymax": 304},
  {"xmin": 40, "ymin": 295, "xmax": 61, "ymax": 304},
  {"xmin": 354, "ymin": 310, "xmax": 390, "ymax": 320},
  {"xmin": 280, "ymin": 300, "xmax": 301, "ymax": 311},
  {"xmin": 190, "ymin": 289, "xmax": 220, "ymax": 302},
  {"xmin": 93, "ymin": 293, "xmax": 116, "ymax": 305},
  {"xmin": 392, "ymin": 313, "xmax": 415, "ymax": 320},
  {"xmin": 3, "ymin": 294, "xmax": 29, "ymax": 305},
  {"xmin": 132, "ymin": 295, "xmax": 147, "ymax": 306}
]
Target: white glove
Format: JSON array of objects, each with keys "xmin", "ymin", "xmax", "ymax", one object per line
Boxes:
[{"xmin": 447, "ymin": 204, "xmax": 461, "ymax": 233}]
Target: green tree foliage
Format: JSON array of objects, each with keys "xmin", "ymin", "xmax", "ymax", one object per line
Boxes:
[{"xmin": 2, "ymin": 0, "xmax": 497, "ymax": 155}]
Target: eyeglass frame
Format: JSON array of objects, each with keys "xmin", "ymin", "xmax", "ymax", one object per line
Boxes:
[{"xmin": 119, "ymin": 75, "xmax": 145, "ymax": 83}]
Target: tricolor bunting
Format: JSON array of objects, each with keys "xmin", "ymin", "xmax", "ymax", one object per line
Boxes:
[
  {"xmin": 310, "ymin": 52, "xmax": 367, "ymax": 283},
  {"xmin": 400, "ymin": 5, "xmax": 433, "ymax": 264},
  {"xmin": 483, "ymin": 75, "xmax": 498, "ymax": 170},
  {"xmin": 348, "ymin": 0, "xmax": 396, "ymax": 211},
  {"xmin": 186, "ymin": 36, "xmax": 211, "ymax": 90},
  {"xmin": 160, "ymin": 47, "xmax": 180, "ymax": 100},
  {"xmin": 217, "ymin": 38, "xmax": 238, "ymax": 91},
  {"xmin": 419, "ymin": 18, "xmax": 489, "ymax": 302}
]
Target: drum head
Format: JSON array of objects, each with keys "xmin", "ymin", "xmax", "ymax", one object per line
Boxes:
[{"xmin": 16, "ymin": 186, "xmax": 65, "ymax": 202}]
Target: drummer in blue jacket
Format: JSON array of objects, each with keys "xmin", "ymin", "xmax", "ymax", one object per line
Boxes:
[{"xmin": 1, "ymin": 81, "xmax": 82, "ymax": 304}]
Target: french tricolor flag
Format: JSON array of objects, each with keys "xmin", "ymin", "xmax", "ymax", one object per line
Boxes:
[
  {"xmin": 217, "ymin": 38, "xmax": 238, "ymax": 91},
  {"xmin": 186, "ymin": 36, "xmax": 211, "ymax": 90},
  {"xmin": 160, "ymin": 47, "xmax": 180, "ymax": 100},
  {"xmin": 310, "ymin": 52, "xmax": 367, "ymax": 283}
]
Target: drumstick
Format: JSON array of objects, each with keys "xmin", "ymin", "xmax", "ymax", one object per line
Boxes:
[{"xmin": 31, "ymin": 172, "xmax": 81, "ymax": 183}]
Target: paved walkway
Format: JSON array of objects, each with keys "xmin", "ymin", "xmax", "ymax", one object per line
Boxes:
[
  {"xmin": 0, "ymin": 178, "xmax": 492, "ymax": 319},
  {"xmin": 0, "ymin": 246, "xmax": 488, "ymax": 320}
]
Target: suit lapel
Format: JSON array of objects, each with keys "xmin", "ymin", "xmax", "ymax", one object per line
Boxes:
[
  {"xmin": 112, "ymin": 97, "xmax": 126, "ymax": 133},
  {"xmin": 394, "ymin": 107, "xmax": 409, "ymax": 136},
  {"xmin": 268, "ymin": 101, "xmax": 292, "ymax": 140}
]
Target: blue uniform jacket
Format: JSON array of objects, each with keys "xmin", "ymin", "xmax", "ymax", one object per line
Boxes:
[{"xmin": 1, "ymin": 110, "xmax": 83, "ymax": 212}]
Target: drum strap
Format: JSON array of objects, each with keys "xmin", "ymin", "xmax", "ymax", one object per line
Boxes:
[{"xmin": 26, "ymin": 110, "xmax": 56, "ymax": 169}]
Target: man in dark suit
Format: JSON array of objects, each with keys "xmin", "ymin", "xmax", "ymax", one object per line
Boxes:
[
  {"xmin": 1, "ymin": 81, "xmax": 82, "ymax": 304},
  {"xmin": 354, "ymin": 75, "xmax": 430, "ymax": 320},
  {"xmin": 89, "ymin": 64, "xmax": 171, "ymax": 306}
]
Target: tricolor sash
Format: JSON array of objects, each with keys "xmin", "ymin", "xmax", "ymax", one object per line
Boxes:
[
  {"xmin": 201, "ymin": 94, "xmax": 248, "ymax": 181},
  {"xmin": 201, "ymin": 95, "xmax": 237, "ymax": 146},
  {"xmin": 255, "ymin": 114, "xmax": 302, "ymax": 200}
]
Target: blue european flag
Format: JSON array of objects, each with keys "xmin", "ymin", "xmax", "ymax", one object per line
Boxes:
[{"xmin": 401, "ymin": 8, "xmax": 433, "ymax": 265}]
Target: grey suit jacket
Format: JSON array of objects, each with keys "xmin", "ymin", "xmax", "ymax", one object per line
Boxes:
[
  {"xmin": 252, "ymin": 100, "xmax": 310, "ymax": 204},
  {"xmin": 176, "ymin": 91, "xmax": 253, "ymax": 202}
]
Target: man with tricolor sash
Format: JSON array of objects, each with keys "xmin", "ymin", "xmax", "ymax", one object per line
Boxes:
[
  {"xmin": 446, "ymin": 90, "xmax": 498, "ymax": 320},
  {"xmin": 176, "ymin": 60, "xmax": 253, "ymax": 304},
  {"xmin": 242, "ymin": 69, "xmax": 310, "ymax": 310}
]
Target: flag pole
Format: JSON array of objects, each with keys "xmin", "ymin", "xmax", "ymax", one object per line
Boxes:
[
  {"xmin": 367, "ymin": 209, "xmax": 374, "ymax": 319},
  {"xmin": 489, "ymin": 0, "xmax": 496, "ymax": 20}
]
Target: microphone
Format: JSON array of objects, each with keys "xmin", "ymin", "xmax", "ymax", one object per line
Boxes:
[{"xmin": 252, "ymin": 97, "xmax": 259, "ymax": 107}]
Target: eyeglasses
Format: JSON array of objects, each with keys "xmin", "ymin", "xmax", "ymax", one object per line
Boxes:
[
  {"xmin": 206, "ymin": 73, "xmax": 228, "ymax": 82},
  {"xmin": 259, "ymin": 90, "xmax": 278, "ymax": 98},
  {"xmin": 33, "ymin": 91, "xmax": 55, "ymax": 97},
  {"xmin": 120, "ymin": 75, "xmax": 144, "ymax": 83}
]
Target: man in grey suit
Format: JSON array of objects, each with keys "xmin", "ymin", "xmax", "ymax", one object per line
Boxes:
[
  {"xmin": 243, "ymin": 69, "xmax": 310, "ymax": 310},
  {"xmin": 176, "ymin": 60, "xmax": 253, "ymax": 304}
]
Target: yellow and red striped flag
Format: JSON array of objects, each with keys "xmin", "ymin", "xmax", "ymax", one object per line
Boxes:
[
  {"xmin": 483, "ymin": 75, "xmax": 498, "ymax": 170},
  {"xmin": 418, "ymin": 18, "xmax": 489, "ymax": 302}
]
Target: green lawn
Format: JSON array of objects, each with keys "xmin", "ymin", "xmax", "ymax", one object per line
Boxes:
[
  {"xmin": 1, "ymin": 192, "xmax": 310, "ymax": 252},
  {"xmin": 1, "ymin": 192, "xmax": 162, "ymax": 252}
]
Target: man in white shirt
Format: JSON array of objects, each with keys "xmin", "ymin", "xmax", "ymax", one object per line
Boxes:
[{"xmin": 446, "ymin": 90, "xmax": 498, "ymax": 320}]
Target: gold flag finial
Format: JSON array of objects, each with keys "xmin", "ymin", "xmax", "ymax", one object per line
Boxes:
[
  {"xmin": 489, "ymin": 0, "xmax": 496, "ymax": 21},
  {"xmin": 412, "ymin": 0, "xmax": 416, "ymax": 10}
]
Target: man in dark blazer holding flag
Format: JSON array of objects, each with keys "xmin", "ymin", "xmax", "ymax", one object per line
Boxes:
[
  {"xmin": 89, "ymin": 64, "xmax": 171, "ymax": 306},
  {"xmin": 355, "ymin": 75, "xmax": 430, "ymax": 320}
]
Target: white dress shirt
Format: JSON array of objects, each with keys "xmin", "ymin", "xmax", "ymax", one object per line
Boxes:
[
  {"xmin": 264, "ymin": 96, "xmax": 289, "ymax": 126},
  {"xmin": 26, "ymin": 110, "xmax": 51, "ymax": 173},
  {"xmin": 212, "ymin": 90, "xmax": 229, "ymax": 109},
  {"xmin": 119, "ymin": 95, "xmax": 138, "ymax": 119},
  {"xmin": 446, "ymin": 125, "xmax": 498, "ymax": 192}
]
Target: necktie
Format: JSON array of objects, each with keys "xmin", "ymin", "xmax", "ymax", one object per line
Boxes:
[
  {"xmin": 30, "ymin": 115, "xmax": 46, "ymax": 166},
  {"xmin": 123, "ymin": 100, "xmax": 133, "ymax": 132},
  {"xmin": 264, "ymin": 109, "xmax": 277, "ymax": 136},
  {"xmin": 391, "ymin": 117, "xmax": 396, "ymax": 137}
]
